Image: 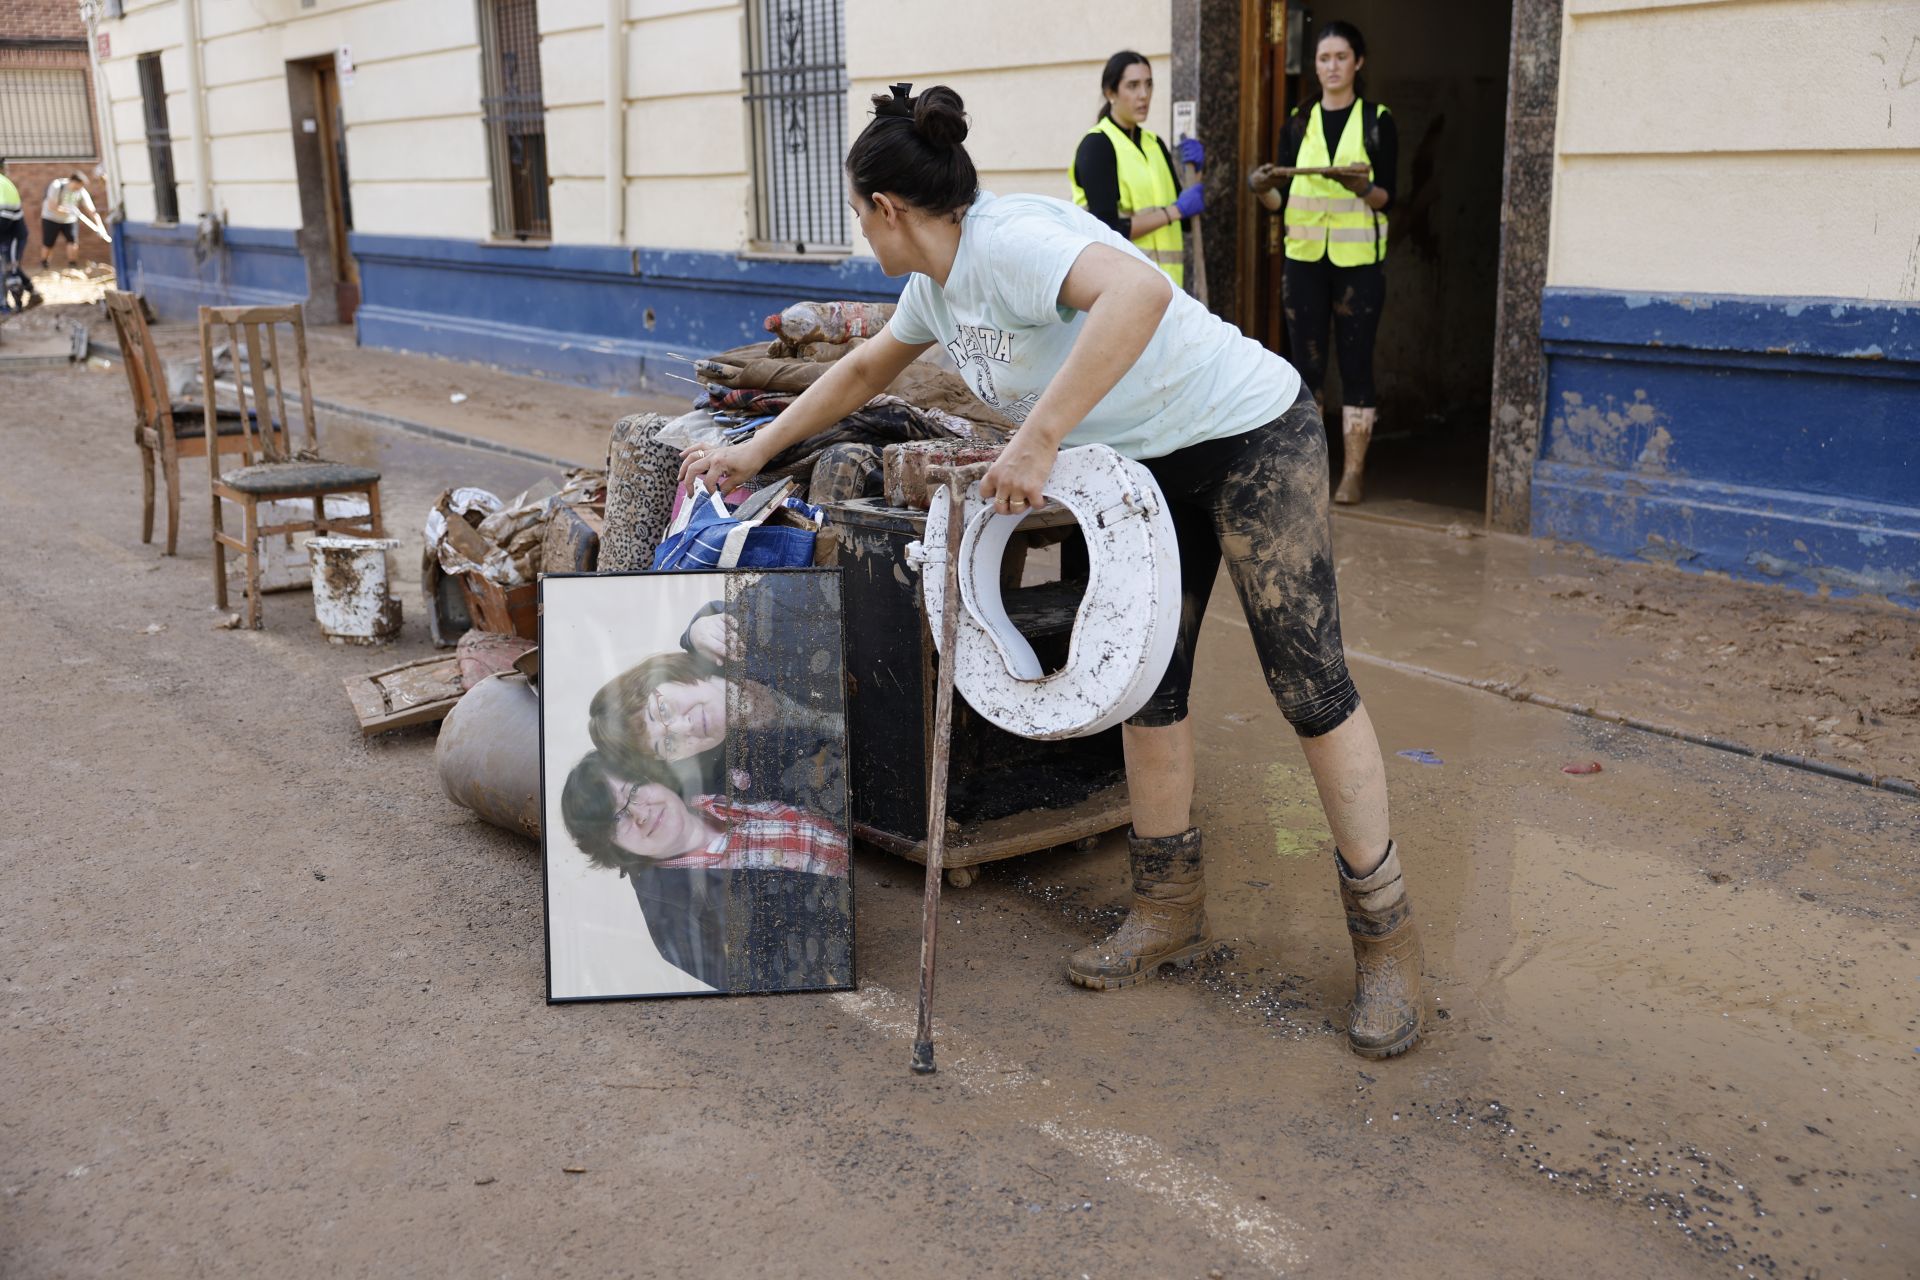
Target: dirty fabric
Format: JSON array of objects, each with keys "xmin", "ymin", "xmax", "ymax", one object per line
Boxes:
[
  {"xmin": 807, "ymin": 442, "xmax": 883, "ymax": 506},
  {"xmin": 1282, "ymin": 257, "xmax": 1385, "ymax": 408},
  {"xmin": 601, "ymin": 412, "xmax": 682, "ymax": 572},
  {"xmin": 1128, "ymin": 386, "xmax": 1360, "ymax": 737},
  {"xmin": 698, "ymin": 386, "xmax": 796, "ymax": 415},
  {"xmin": 759, "ymin": 401, "xmax": 957, "ymax": 491}
]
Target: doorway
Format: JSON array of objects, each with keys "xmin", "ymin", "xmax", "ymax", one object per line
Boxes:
[
  {"xmin": 1239, "ymin": 1, "xmax": 1512, "ymax": 525},
  {"xmin": 287, "ymin": 56, "xmax": 358, "ymax": 324}
]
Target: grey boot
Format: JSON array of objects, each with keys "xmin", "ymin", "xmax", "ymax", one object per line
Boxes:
[
  {"xmin": 1067, "ymin": 828, "xmax": 1214, "ymax": 990},
  {"xmin": 1336, "ymin": 841, "xmax": 1423, "ymax": 1058}
]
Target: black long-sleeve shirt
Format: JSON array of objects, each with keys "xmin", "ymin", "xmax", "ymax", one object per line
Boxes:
[
  {"xmin": 1276, "ymin": 102, "xmax": 1398, "ymax": 212},
  {"xmin": 1072, "ymin": 123, "xmax": 1184, "ymax": 240}
]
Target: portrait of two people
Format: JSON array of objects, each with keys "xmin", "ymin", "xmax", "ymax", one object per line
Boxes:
[{"xmin": 542, "ymin": 570, "xmax": 853, "ymax": 1000}]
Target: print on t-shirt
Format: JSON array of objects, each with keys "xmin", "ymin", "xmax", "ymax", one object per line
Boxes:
[{"xmin": 945, "ymin": 322, "xmax": 1041, "ymax": 422}]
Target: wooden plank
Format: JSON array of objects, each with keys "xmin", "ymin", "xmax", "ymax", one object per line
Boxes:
[
  {"xmin": 854, "ymin": 781, "xmax": 1131, "ymax": 869},
  {"xmin": 342, "ymin": 653, "xmax": 465, "ymax": 735}
]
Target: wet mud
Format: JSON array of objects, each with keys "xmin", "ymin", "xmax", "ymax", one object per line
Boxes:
[
  {"xmin": 1334, "ymin": 519, "xmax": 1920, "ymax": 788},
  {"xmin": 2, "ymin": 358, "xmax": 1915, "ymax": 1278}
]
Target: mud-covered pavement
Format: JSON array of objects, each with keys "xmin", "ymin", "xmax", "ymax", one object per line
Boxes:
[{"xmin": 2, "ymin": 353, "xmax": 1916, "ymax": 1278}]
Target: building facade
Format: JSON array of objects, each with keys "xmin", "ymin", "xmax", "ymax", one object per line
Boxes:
[
  {"xmin": 94, "ymin": 0, "xmax": 1918, "ymax": 605},
  {"xmin": 0, "ymin": 0, "xmax": 111, "ymax": 267},
  {"xmin": 97, "ymin": 0, "xmax": 1170, "ymax": 386},
  {"xmin": 1532, "ymin": 0, "xmax": 1919, "ymax": 607}
]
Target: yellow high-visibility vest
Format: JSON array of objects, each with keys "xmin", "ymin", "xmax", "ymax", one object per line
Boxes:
[
  {"xmin": 1284, "ymin": 100, "xmax": 1387, "ymax": 266},
  {"xmin": 1070, "ymin": 117, "xmax": 1184, "ymax": 285},
  {"xmin": 0, "ymin": 174, "xmax": 22, "ymax": 214}
]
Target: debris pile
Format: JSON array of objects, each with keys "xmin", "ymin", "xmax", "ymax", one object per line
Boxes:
[
  {"xmin": 422, "ymin": 470, "xmax": 605, "ymax": 644},
  {"xmin": 677, "ymin": 299, "xmax": 1015, "ymax": 509}
]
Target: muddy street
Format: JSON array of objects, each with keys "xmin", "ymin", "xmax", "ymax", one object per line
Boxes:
[{"xmin": 1, "ymin": 354, "xmax": 1916, "ymax": 1279}]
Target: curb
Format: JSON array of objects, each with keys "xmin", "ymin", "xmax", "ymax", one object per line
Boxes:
[{"xmin": 305, "ymin": 394, "xmax": 591, "ymax": 472}]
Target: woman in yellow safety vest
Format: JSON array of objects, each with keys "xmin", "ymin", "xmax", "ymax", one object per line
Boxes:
[
  {"xmin": 1248, "ymin": 21, "xmax": 1396, "ymax": 504},
  {"xmin": 1069, "ymin": 50, "xmax": 1205, "ymax": 286}
]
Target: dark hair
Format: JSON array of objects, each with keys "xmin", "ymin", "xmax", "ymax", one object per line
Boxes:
[
  {"xmin": 1316, "ymin": 20, "xmax": 1367, "ymax": 60},
  {"xmin": 560, "ymin": 750, "xmax": 689, "ymax": 874},
  {"xmin": 845, "ymin": 83, "xmax": 977, "ymax": 216},
  {"xmin": 587, "ymin": 649, "xmax": 721, "ymax": 773},
  {"xmin": 1096, "ymin": 51, "xmax": 1151, "ymax": 121}
]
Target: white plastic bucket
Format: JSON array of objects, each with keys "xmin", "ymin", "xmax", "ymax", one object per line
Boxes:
[
  {"xmin": 226, "ymin": 495, "xmax": 372, "ymax": 592},
  {"xmin": 309, "ymin": 535, "xmax": 402, "ymax": 643}
]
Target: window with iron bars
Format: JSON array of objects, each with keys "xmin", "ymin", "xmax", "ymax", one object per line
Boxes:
[
  {"xmin": 0, "ymin": 65, "xmax": 97, "ymax": 161},
  {"xmin": 478, "ymin": 0, "xmax": 550, "ymax": 241},
  {"xmin": 136, "ymin": 53, "xmax": 179, "ymax": 224},
  {"xmin": 743, "ymin": 0, "xmax": 849, "ymax": 254}
]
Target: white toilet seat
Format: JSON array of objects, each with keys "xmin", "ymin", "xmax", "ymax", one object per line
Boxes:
[{"xmin": 913, "ymin": 444, "xmax": 1182, "ymax": 740}]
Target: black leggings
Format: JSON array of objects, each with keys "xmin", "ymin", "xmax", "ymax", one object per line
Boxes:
[
  {"xmin": 1282, "ymin": 257, "xmax": 1385, "ymax": 408},
  {"xmin": 1126, "ymin": 387, "xmax": 1361, "ymax": 738}
]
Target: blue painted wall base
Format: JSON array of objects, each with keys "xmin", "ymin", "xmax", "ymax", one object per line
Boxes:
[
  {"xmin": 114, "ymin": 222, "xmax": 899, "ymax": 396},
  {"xmin": 117, "ymin": 222, "xmax": 309, "ymax": 318},
  {"xmin": 1536, "ymin": 288, "xmax": 1920, "ymax": 608},
  {"xmin": 350, "ymin": 234, "xmax": 896, "ymax": 394}
]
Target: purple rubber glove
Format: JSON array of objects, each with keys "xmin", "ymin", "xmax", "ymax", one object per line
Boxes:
[
  {"xmin": 1177, "ymin": 137, "xmax": 1205, "ymax": 169},
  {"xmin": 1173, "ymin": 183, "xmax": 1205, "ymax": 219}
]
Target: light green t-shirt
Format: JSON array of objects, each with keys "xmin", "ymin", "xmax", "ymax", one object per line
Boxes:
[{"xmin": 886, "ymin": 192, "xmax": 1300, "ymax": 460}]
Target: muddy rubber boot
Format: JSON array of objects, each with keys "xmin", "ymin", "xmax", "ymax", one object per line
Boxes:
[
  {"xmin": 1067, "ymin": 828, "xmax": 1213, "ymax": 990},
  {"xmin": 1334, "ymin": 406, "xmax": 1374, "ymax": 505},
  {"xmin": 1337, "ymin": 841, "xmax": 1423, "ymax": 1058}
]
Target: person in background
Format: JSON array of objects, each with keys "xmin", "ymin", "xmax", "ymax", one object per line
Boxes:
[
  {"xmin": 37, "ymin": 172, "xmax": 96, "ymax": 274},
  {"xmin": 1069, "ymin": 50, "xmax": 1203, "ymax": 287},
  {"xmin": 0, "ymin": 158, "xmax": 42, "ymax": 312},
  {"xmin": 1248, "ymin": 21, "xmax": 1396, "ymax": 504}
]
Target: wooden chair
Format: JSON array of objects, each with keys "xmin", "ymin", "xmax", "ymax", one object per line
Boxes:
[
  {"xmin": 200, "ymin": 304, "xmax": 384, "ymax": 629},
  {"xmin": 105, "ymin": 290, "xmax": 253, "ymax": 555}
]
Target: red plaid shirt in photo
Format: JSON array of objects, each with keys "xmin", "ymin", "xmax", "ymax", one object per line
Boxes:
[{"xmin": 656, "ymin": 797, "xmax": 849, "ymax": 877}]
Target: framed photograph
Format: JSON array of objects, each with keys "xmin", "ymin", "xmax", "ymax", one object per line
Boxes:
[{"xmin": 540, "ymin": 569, "xmax": 853, "ymax": 1001}]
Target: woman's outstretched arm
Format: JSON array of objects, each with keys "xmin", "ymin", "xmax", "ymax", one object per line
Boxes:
[{"xmin": 677, "ymin": 328, "xmax": 931, "ymax": 491}]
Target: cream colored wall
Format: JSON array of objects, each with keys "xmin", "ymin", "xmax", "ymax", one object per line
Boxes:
[
  {"xmin": 99, "ymin": 0, "xmax": 1174, "ymax": 255},
  {"xmin": 101, "ymin": 0, "xmax": 493, "ymax": 238},
  {"xmin": 1549, "ymin": 0, "xmax": 1920, "ymax": 301},
  {"xmin": 612, "ymin": 0, "xmax": 1176, "ymax": 256},
  {"xmin": 102, "ymin": 0, "xmax": 188, "ymax": 226},
  {"xmin": 619, "ymin": 0, "xmax": 750, "ymax": 252},
  {"xmin": 846, "ymin": 0, "xmax": 1173, "ymax": 204}
]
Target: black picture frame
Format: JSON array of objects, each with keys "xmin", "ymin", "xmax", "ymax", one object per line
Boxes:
[{"xmin": 539, "ymin": 568, "xmax": 854, "ymax": 1002}]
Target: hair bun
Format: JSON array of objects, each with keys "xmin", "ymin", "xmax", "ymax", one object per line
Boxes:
[{"xmin": 912, "ymin": 85, "xmax": 969, "ymax": 148}]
